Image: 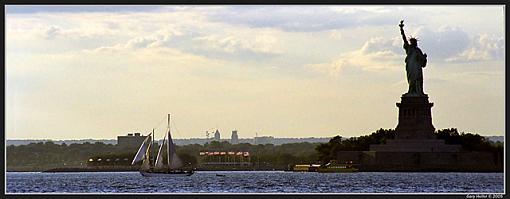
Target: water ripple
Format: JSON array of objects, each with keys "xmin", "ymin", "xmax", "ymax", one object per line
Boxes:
[{"xmin": 6, "ymin": 171, "xmax": 503, "ymax": 193}]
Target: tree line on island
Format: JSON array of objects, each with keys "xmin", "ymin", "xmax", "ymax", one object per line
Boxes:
[
  {"xmin": 6, "ymin": 128, "xmax": 503, "ymax": 171},
  {"xmin": 6, "ymin": 140, "xmax": 319, "ymax": 171},
  {"xmin": 316, "ymin": 128, "xmax": 503, "ymax": 164}
]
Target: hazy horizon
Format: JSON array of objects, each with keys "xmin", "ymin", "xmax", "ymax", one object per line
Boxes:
[
  {"xmin": 5, "ymin": 134, "xmax": 504, "ymax": 141},
  {"xmin": 5, "ymin": 135, "xmax": 336, "ymax": 140},
  {"xmin": 6, "ymin": 5, "xmax": 505, "ymax": 140}
]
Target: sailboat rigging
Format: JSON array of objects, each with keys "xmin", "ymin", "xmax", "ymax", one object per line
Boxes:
[{"xmin": 131, "ymin": 114, "xmax": 194, "ymax": 177}]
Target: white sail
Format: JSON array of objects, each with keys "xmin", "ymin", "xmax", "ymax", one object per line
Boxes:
[
  {"xmin": 167, "ymin": 129, "xmax": 183, "ymax": 169},
  {"xmin": 131, "ymin": 134, "xmax": 152, "ymax": 165},
  {"xmin": 140, "ymin": 142, "xmax": 152, "ymax": 171},
  {"xmin": 154, "ymin": 134, "xmax": 167, "ymax": 170}
]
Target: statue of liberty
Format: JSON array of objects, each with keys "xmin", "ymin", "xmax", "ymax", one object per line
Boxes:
[{"xmin": 399, "ymin": 20, "xmax": 428, "ymax": 97}]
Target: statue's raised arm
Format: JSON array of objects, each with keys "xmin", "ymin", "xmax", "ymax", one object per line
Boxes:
[{"xmin": 399, "ymin": 20, "xmax": 409, "ymax": 46}]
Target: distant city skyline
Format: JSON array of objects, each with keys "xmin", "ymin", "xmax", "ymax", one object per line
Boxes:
[
  {"xmin": 6, "ymin": 5, "xmax": 505, "ymax": 139},
  {"xmin": 5, "ymin": 135, "xmax": 504, "ymax": 147},
  {"xmin": 5, "ymin": 136, "xmax": 335, "ymax": 146}
]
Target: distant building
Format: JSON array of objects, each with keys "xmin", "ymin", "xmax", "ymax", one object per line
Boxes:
[
  {"xmin": 198, "ymin": 151, "xmax": 252, "ymax": 169},
  {"xmin": 117, "ymin": 133, "xmax": 147, "ymax": 150},
  {"xmin": 214, "ymin": 129, "xmax": 221, "ymax": 141},
  {"xmin": 254, "ymin": 136, "xmax": 274, "ymax": 145},
  {"xmin": 231, "ymin": 130, "xmax": 239, "ymax": 144}
]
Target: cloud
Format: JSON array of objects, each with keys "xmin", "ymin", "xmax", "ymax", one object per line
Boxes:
[
  {"xmin": 412, "ymin": 26, "xmax": 471, "ymax": 60},
  {"xmin": 90, "ymin": 36, "xmax": 172, "ymax": 52},
  {"xmin": 359, "ymin": 36, "xmax": 402, "ymax": 55},
  {"xmin": 44, "ymin": 26, "xmax": 61, "ymax": 39},
  {"xmin": 193, "ymin": 32, "xmax": 281, "ymax": 55},
  {"xmin": 123, "ymin": 28, "xmax": 183, "ymax": 49},
  {"xmin": 88, "ymin": 27, "xmax": 282, "ymax": 62},
  {"xmin": 309, "ymin": 25, "xmax": 493, "ymax": 76},
  {"xmin": 446, "ymin": 34, "xmax": 504, "ymax": 62},
  {"xmin": 307, "ymin": 36, "xmax": 403, "ymax": 76},
  {"xmin": 207, "ymin": 6, "xmax": 401, "ymax": 32},
  {"xmin": 6, "ymin": 5, "xmax": 167, "ymax": 14},
  {"xmin": 410, "ymin": 26, "xmax": 503, "ymax": 62},
  {"xmin": 79, "ymin": 11, "xmax": 283, "ymax": 60},
  {"xmin": 8, "ymin": 10, "xmax": 282, "ymax": 62},
  {"xmin": 329, "ymin": 30, "xmax": 343, "ymax": 40}
]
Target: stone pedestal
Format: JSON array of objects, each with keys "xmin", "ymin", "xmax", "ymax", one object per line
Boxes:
[
  {"xmin": 395, "ymin": 95, "xmax": 435, "ymax": 139},
  {"xmin": 369, "ymin": 94, "xmax": 461, "ymax": 152}
]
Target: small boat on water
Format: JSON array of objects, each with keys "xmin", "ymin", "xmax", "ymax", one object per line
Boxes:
[
  {"xmin": 292, "ymin": 164, "xmax": 321, "ymax": 172},
  {"xmin": 131, "ymin": 114, "xmax": 194, "ymax": 177},
  {"xmin": 317, "ymin": 161, "xmax": 359, "ymax": 173}
]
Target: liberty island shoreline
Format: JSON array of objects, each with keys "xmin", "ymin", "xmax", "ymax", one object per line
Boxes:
[{"xmin": 7, "ymin": 128, "xmax": 503, "ymax": 173}]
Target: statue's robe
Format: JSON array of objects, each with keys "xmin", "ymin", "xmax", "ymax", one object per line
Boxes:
[{"xmin": 403, "ymin": 43, "xmax": 427, "ymax": 95}]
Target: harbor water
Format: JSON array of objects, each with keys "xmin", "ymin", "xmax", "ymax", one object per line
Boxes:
[{"xmin": 6, "ymin": 171, "xmax": 504, "ymax": 193}]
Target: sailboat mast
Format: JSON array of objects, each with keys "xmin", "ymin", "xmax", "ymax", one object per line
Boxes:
[
  {"xmin": 152, "ymin": 128, "xmax": 155, "ymax": 167},
  {"xmin": 167, "ymin": 114, "xmax": 171, "ymax": 170}
]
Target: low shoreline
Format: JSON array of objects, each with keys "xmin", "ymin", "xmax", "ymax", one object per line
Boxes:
[{"xmin": 8, "ymin": 167, "xmax": 287, "ymax": 173}]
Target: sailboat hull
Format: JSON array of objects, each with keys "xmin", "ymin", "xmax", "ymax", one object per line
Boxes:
[{"xmin": 139, "ymin": 170, "xmax": 194, "ymax": 177}]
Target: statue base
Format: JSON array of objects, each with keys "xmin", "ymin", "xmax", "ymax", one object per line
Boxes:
[
  {"xmin": 369, "ymin": 94, "xmax": 461, "ymax": 152},
  {"xmin": 395, "ymin": 95, "xmax": 435, "ymax": 139}
]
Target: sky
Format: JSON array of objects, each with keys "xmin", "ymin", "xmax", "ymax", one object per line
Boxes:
[{"xmin": 5, "ymin": 5, "xmax": 505, "ymax": 140}]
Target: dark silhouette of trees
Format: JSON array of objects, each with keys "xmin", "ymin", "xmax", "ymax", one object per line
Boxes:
[
  {"xmin": 7, "ymin": 141, "xmax": 125, "ymax": 170},
  {"xmin": 316, "ymin": 128, "xmax": 395, "ymax": 163},
  {"xmin": 435, "ymin": 128, "xmax": 503, "ymax": 160},
  {"xmin": 316, "ymin": 128, "xmax": 502, "ymax": 164},
  {"xmin": 7, "ymin": 140, "xmax": 320, "ymax": 171}
]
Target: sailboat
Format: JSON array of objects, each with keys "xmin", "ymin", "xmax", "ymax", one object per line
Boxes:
[{"xmin": 131, "ymin": 114, "xmax": 194, "ymax": 177}]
